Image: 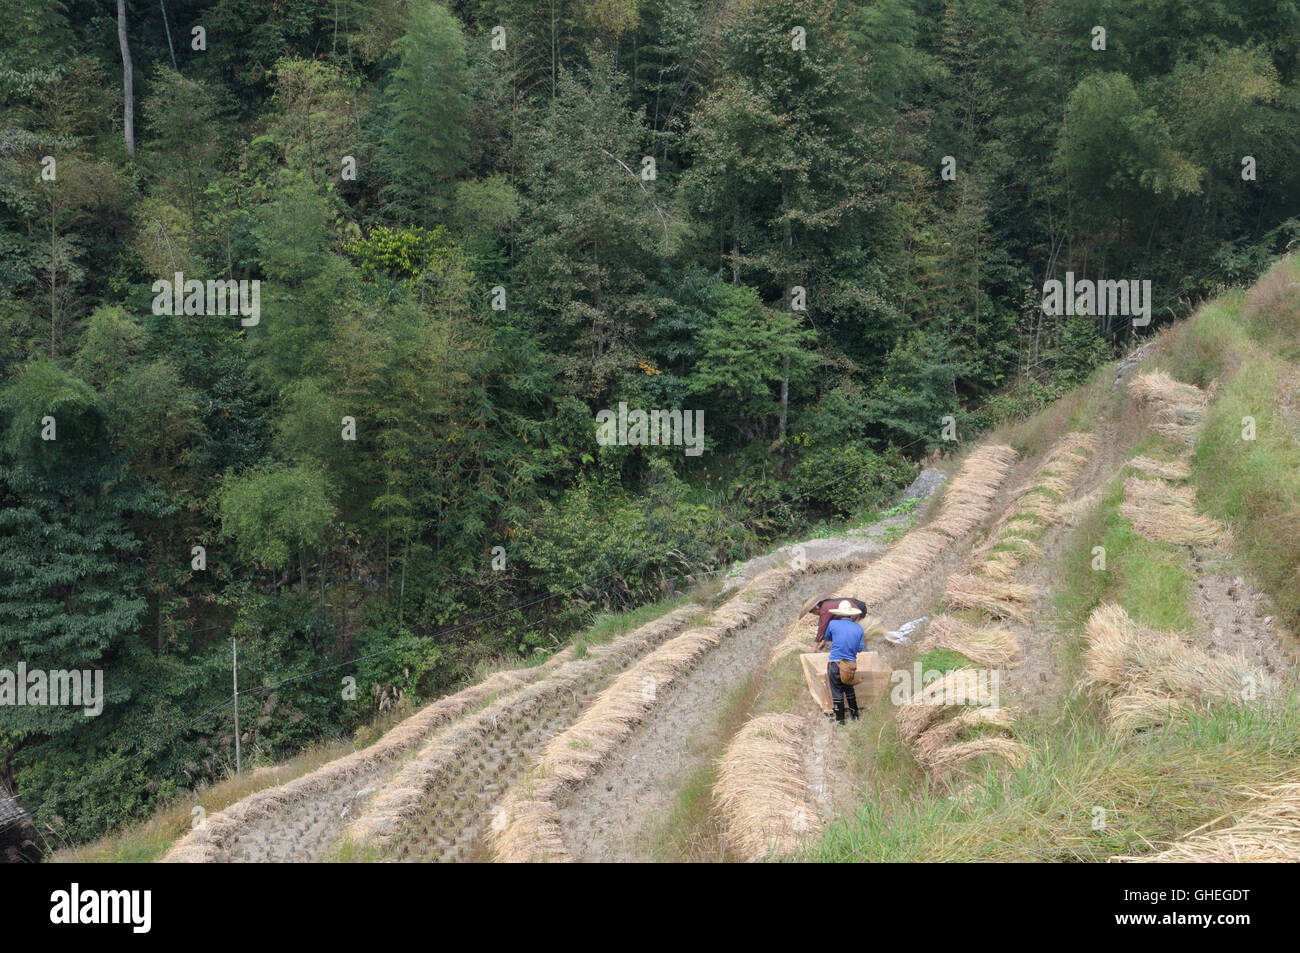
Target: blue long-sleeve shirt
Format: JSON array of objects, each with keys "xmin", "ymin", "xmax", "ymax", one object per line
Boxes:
[{"xmin": 825, "ymin": 618, "xmax": 865, "ymax": 663}]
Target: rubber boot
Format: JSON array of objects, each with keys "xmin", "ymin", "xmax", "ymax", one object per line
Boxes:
[
  {"xmin": 833, "ymin": 702, "xmax": 846, "ymax": 725},
  {"xmin": 847, "ymin": 702, "xmax": 860, "ymax": 721},
  {"xmin": 846, "ymin": 689, "xmax": 860, "ymax": 721}
]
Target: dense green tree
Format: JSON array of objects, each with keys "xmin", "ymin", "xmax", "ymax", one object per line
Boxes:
[
  {"xmin": 378, "ymin": 0, "xmax": 470, "ymax": 224},
  {"xmin": 515, "ymin": 57, "xmax": 666, "ymax": 398},
  {"xmin": 218, "ymin": 462, "xmax": 335, "ymax": 590},
  {"xmin": 687, "ymin": 283, "xmax": 816, "ymax": 446},
  {"xmin": 0, "ymin": 360, "xmax": 164, "ymax": 810}
]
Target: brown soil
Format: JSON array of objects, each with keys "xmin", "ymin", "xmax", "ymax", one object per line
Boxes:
[
  {"xmin": 554, "ymin": 569, "xmax": 854, "ymax": 862},
  {"xmin": 1190, "ymin": 544, "xmax": 1300, "ymax": 678}
]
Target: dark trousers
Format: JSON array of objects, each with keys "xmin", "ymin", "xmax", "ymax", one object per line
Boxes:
[{"xmin": 828, "ymin": 661, "xmax": 857, "ymax": 709}]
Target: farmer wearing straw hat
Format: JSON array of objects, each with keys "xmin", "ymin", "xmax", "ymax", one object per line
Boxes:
[{"xmin": 822, "ymin": 600, "xmax": 866, "ymax": 725}]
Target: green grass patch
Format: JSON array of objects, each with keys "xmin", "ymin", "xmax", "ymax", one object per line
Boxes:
[
  {"xmin": 916, "ymin": 648, "xmax": 973, "ymax": 675},
  {"xmin": 1052, "ymin": 472, "xmax": 1194, "ymax": 633},
  {"xmin": 805, "ymin": 693, "xmax": 1300, "ymax": 862},
  {"xmin": 1189, "ymin": 352, "xmax": 1300, "ymax": 633},
  {"xmin": 649, "ymin": 671, "xmax": 759, "ymax": 862},
  {"xmin": 330, "ymin": 838, "xmax": 383, "ymax": 863}
]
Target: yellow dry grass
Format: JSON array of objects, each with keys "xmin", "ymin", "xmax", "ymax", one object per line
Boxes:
[
  {"xmin": 1081, "ymin": 604, "xmax": 1262, "ymax": 733},
  {"xmin": 491, "ymin": 564, "xmax": 805, "ymax": 862},
  {"xmin": 1127, "ymin": 454, "xmax": 1192, "ymax": 480},
  {"xmin": 1129, "ymin": 370, "xmax": 1209, "ymax": 447},
  {"xmin": 916, "ymin": 615, "xmax": 1022, "ymax": 668},
  {"xmin": 1119, "ymin": 477, "xmax": 1221, "ymax": 545},
  {"xmin": 713, "ymin": 714, "xmax": 817, "ymax": 860},
  {"xmin": 942, "ymin": 572, "xmax": 1036, "ymax": 621},
  {"xmin": 1120, "ymin": 781, "xmax": 1300, "ymax": 863},
  {"xmin": 930, "ymin": 444, "xmax": 1021, "ymax": 539},
  {"xmin": 163, "ymin": 665, "xmax": 548, "ymax": 863}
]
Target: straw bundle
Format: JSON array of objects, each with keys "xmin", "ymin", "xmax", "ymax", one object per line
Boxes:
[
  {"xmin": 1001, "ymin": 517, "xmax": 1045, "ymax": 537},
  {"xmin": 931, "ymin": 445, "xmax": 1020, "ymax": 539},
  {"xmin": 1127, "ymin": 454, "xmax": 1192, "ymax": 480},
  {"xmin": 492, "ymin": 564, "xmax": 805, "ymax": 862},
  {"xmin": 714, "ymin": 714, "xmax": 817, "ymax": 860},
  {"xmin": 913, "ymin": 705, "xmax": 1018, "ymax": 763},
  {"xmin": 902, "ymin": 682, "xmax": 1023, "ymax": 779},
  {"xmin": 923, "ymin": 736, "xmax": 1029, "ymax": 777},
  {"xmin": 1081, "ymin": 604, "xmax": 1262, "ymax": 732},
  {"xmin": 942, "ymin": 572, "xmax": 1035, "ymax": 621},
  {"xmin": 973, "ymin": 538, "xmax": 1040, "ymax": 581},
  {"xmin": 895, "ymin": 669, "xmax": 992, "ymax": 744},
  {"xmin": 916, "ymin": 615, "xmax": 1022, "ymax": 668},
  {"xmin": 489, "ymin": 779, "xmax": 569, "ymax": 863},
  {"xmin": 1122, "ymin": 781, "xmax": 1300, "ymax": 863},
  {"xmin": 164, "ymin": 666, "xmax": 548, "ymax": 863},
  {"xmin": 1130, "ymin": 371, "xmax": 1208, "ymax": 447},
  {"xmin": 1130, "ymin": 370, "xmax": 1209, "ymax": 416},
  {"xmin": 1119, "ymin": 477, "xmax": 1220, "ymax": 545}
]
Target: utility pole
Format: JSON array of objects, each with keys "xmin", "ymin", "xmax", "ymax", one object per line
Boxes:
[{"xmin": 232, "ymin": 638, "xmax": 241, "ymax": 777}]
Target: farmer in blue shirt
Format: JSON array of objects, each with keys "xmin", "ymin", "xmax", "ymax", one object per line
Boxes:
[{"xmin": 822, "ymin": 600, "xmax": 865, "ymax": 724}]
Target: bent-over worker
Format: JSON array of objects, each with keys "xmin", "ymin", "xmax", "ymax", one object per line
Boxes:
[
  {"xmin": 822, "ymin": 599, "xmax": 865, "ymax": 724},
  {"xmin": 806, "ymin": 595, "xmax": 868, "ymax": 649}
]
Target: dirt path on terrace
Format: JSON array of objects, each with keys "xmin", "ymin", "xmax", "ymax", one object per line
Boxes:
[
  {"xmin": 554, "ymin": 455, "xmax": 1032, "ymax": 861},
  {"xmin": 808, "ymin": 453, "xmax": 1042, "ymax": 821},
  {"xmin": 1190, "ymin": 544, "xmax": 1299, "ymax": 679},
  {"xmin": 555, "ymin": 568, "xmax": 858, "ymax": 862},
  {"xmin": 998, "ymin": 415, "xmax": 1134, "ymax": 719},
  {"xmin": 808, "ymin": 415, "xmax": 1139, "ymax": 824}
]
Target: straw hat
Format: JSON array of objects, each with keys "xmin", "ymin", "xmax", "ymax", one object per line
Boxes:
[{"xmin": 828, "ymin": 599, "xmax": 861, "ymax": 617}]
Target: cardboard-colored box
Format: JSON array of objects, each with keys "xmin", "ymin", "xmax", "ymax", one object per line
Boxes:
[{"xmin": 799, "ymin": 652, "xmax": 892, "ymax": 713}]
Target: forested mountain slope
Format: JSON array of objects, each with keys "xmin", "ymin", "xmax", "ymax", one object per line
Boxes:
[{"xmin": 2, "ymin": 0, "xmax": 1298, "ymax": 855}]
